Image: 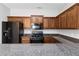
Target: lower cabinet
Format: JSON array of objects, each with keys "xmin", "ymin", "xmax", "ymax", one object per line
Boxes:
[
  {"xmin": 21, "ymin": 36, "xmax": 30, "ymax": 43},
  {"xmin": 21, "ymin": 36, "xmax": 60, "ymax": 43},
  {"xmin": 44, "ymin": 36, "xmax": 51, "ymax": 43},
  {"xmin": 44, "ymin": 36, "xmax": 60, "ymax": 43}
]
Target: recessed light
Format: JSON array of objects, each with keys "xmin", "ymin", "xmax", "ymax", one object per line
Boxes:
[{"xmin": 36, "ymin": 7, "xmax": 42, "ymax": 9}]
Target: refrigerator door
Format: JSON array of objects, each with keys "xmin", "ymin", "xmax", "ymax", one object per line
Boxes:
[
  {"xmin": 2, "ymin": 22, "xmax": 24, "ymax": 43},
  {"xmin": 2, "ymin": 22, "xmax": 12, "ymax": 43}
]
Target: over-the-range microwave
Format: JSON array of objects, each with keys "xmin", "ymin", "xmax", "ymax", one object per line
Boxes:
[{"xmin": 31, "ymin": 23, "xmax": 43, "ymax": 30}]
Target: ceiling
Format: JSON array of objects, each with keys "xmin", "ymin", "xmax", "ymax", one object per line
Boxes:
[
  {"xmin": 3, "ymin": 3, "xmax": 75, "ymax": 16},
  {"xmin": 3, "ymin": 3, "xmax": 72, "ymax": 9}
]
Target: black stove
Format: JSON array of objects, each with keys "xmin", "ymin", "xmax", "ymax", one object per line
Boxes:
[{"xmin": 30, "ymin": 31, "xmax": 43, "ymax": 43}]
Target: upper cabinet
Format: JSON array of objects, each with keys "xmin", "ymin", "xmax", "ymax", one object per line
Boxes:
[
  {"xmin": 43, "ymin": 17, "xmax": 49, "ymax": 29},
  {"xmin": 31, "ymin": 15, "xmax": 43, "ymax": 24},
  {"xmin": 23, "ymin": 17, "xmax": 31, "ymax": 29},
  {"xmin": 7, "ymin": 4, "xmax": 79, "ymax": 29},
  {"xmin": 56, "ymin": 4, "xmax": 79, "ymax": 29},
  {"xmin": 58, "ymin": 12, "xmax": 67, "ymax": 29},
  {"xmin": 8, "ymin": 16, "xmax": 31, "ymax": 29},
  {"xmin": 8, "ymin": 16, "xmax": 23, "ymax": 23},
  {"xmin": 43, "ymin": 17, "xmax": 56, "ymax": 29},
  {"xmin": 49, "ymin": 17, "xmax": 56, "ymax": 29}
]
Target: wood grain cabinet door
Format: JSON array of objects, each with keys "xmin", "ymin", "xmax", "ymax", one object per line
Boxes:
[
  {"xmin": 48, "ymin": 18, "xmax": 55, "ymax": 29},
  {"xmin": 66, "ymin": 8, "xmax": 76, "ymax": 29},
  {"xmin": 54, "ymin": 17, "xmax": 59, "ymax": 29},
  {"xmin": 44, "ymin": 36, "xmax": 51, "ymax": 43},
  {"xmin": 8, "ymin": 17, "xmax": 23, "ymax": 23},
  {"xmin": 43, "ymin": 18, "xmax": 49, "ymax": 29},
  {"xmin": 21, "ymin": 36, "xmax": 30, "ymax": 43},
  {"xmin": 77, "ymin": 5, "xmax": 79, "ymax": 28},
  {"xmin": 64, "ymin": 6, "xmax": 77, "ymax": 29},
  {"xmin": 60, "ymin": 13, "xmax": 67, "ymax": 29},
  {"xmin": 44, "ymin": 36, "xmax": 60, "ymax": 43},
  {"xmin": 23, "ymin": 17, "xmax": 31, "ymax": 29},
  {"xmin": 71, "ymin": 6, "xmax": 77, "ymax": 29},
  {"xmin": 31, "ymin": 15, "xmax": 43, "ymax": 24}
]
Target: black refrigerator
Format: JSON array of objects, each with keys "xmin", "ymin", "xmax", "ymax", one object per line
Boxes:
[{"xmin": 2, "ymin": 22, "xmax": 24, "ymax": 43}]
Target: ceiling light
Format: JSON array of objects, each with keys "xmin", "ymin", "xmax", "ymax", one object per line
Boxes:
[{"xmin": 36, "ymin": 7, "xmax": 42, "ymax": 9}]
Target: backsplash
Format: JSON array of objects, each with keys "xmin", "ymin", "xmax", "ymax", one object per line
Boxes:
[
  {"xmin": 24, "ymin": 29, "xmax": 59, "ymax": 34},
  {"xmin": 24, "ymin": 29, "xmax": 79, "ymax": 39},
  {"xmin": 58, "ymin": 29, "xmax": 79, "ymax": 39}
]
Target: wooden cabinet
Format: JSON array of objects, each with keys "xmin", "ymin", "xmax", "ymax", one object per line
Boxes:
[
  {"xmin": 43, "ymin": 17, "xmax": 49, "ymax": 29},
  {"xmin": 49, "ymin": 17, "xmax": 56, "ymax": 29},
  {"xmin": 77, "ymin": 5, "xmax": 79, "ymax": 28},
  {"xmin": 21, "ymin": 36, "xmax": 30, "ymax": 43},
  {"xmin": 58, "ymin": 12, "xmax": 67, "ymax": 29},
  {"xmin": 44, "ymin": 36, "xmax": 60, "ymax": 43},
  {"xmin": 8, "ymin": 16, "xmax": 31, "ymax": 29},
  {"xmin": 56, "ymin": 4, "xmax": 78, "ymax": 29},
  {"xmin": 7, "ymin": 4, "xmax": 79, "ymax": 29},
  {"xmin": 23, "ymin": 17, "xmax": 31, "ymax": 28},
  {"xmin": 54, "ymin": 17, "xmax": 59, "ymax": 29},
  {"xmin": 8, "ymin": 17, "xmax": 23, "ymax": 23},
  {"xmin": 31, "ymin": 15, "xmax": 43, "ymax": 24},
  {"xmin": 66, "ymin": 6, "xmax": 77, "ymax": 29},
  {"xmin": 43, "ymin": 17, "xmax": 56, "ymax": 29},
  {"xmin": 44, "ymin": 36, "xmax": 51, "ymax": 43}
]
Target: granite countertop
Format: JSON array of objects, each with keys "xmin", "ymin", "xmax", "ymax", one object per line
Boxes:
[
  {"xmin": 23, "ymin": 34, "xmax": 59, "ymax": 36},
  {"xmin": 0, "ymin": 43, "xmax": 79, "ymax": 56},
  {"xmin": 22, "ymin": 34, "xmax": 79, "ymax": 43},
  {"xmin": 0, "ymin": 36, "xmax": 79, "ymax": 56}
]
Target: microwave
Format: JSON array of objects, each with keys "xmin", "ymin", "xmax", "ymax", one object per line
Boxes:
[{"xmin": 31, "ymin": 23, "xmax": 42, "ymax": 30}]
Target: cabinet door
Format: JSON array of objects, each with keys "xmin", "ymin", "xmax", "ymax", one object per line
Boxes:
[
  {"xmin": 8, "ymin": 17, "xmax": 23, "ymax": 23},
  {"xmin": 31, "ymin": 15, "xmax": 43, "ymax": 24},
  {"xmin": 21, "ymin": 36, "xmax": 30, "ymax": 43},
  {"xmin": 51, "ymin": 37, "xmax": 60, "ymax": 43},
  {"xmin": 44, "ymin": 36, "xmax": 60, "ymax": 43},
  {"xmin": 77, "ymin": 5, "xmax": 79, "ymax": 28},
  {"xmin": 58, "ymin": 15, "xmax": 62, "ymax": 28},
  {"xmin": 54, "ymin": 17, "xmax": 59, "ymax": 29},
  {"xmin": 43, "ymin": 18, "xmax": 49, "ymax": 29},
  {"xmin": 66, "ymin": 7, "xmax": 77, "ymax": 29},
  {"xmin": 61, "ymin": 13, "xmax": 67, "ymax": 29},
  {"xmin": 49, "ymin": 18, "xmax": 55, "ymax": 29},
  {"xmin": 44, "ymin": 36, "xmax": 51, "ymax": 43},
  {"xmin": 71, "ymin": 7, "xmax": 77, "ymax": 28},
  {"xmin": 23, "ymin": 17, "xmax": 31, "ymax": 29}
]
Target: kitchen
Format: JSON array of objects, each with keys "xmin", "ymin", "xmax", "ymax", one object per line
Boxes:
[
  {"xmin": 1, "ymin": 3, "xmax": 79, "ymax": 56},
  {"xmin": 2, "ymin": 3, "xmax": 79, "ymax": 44}
]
